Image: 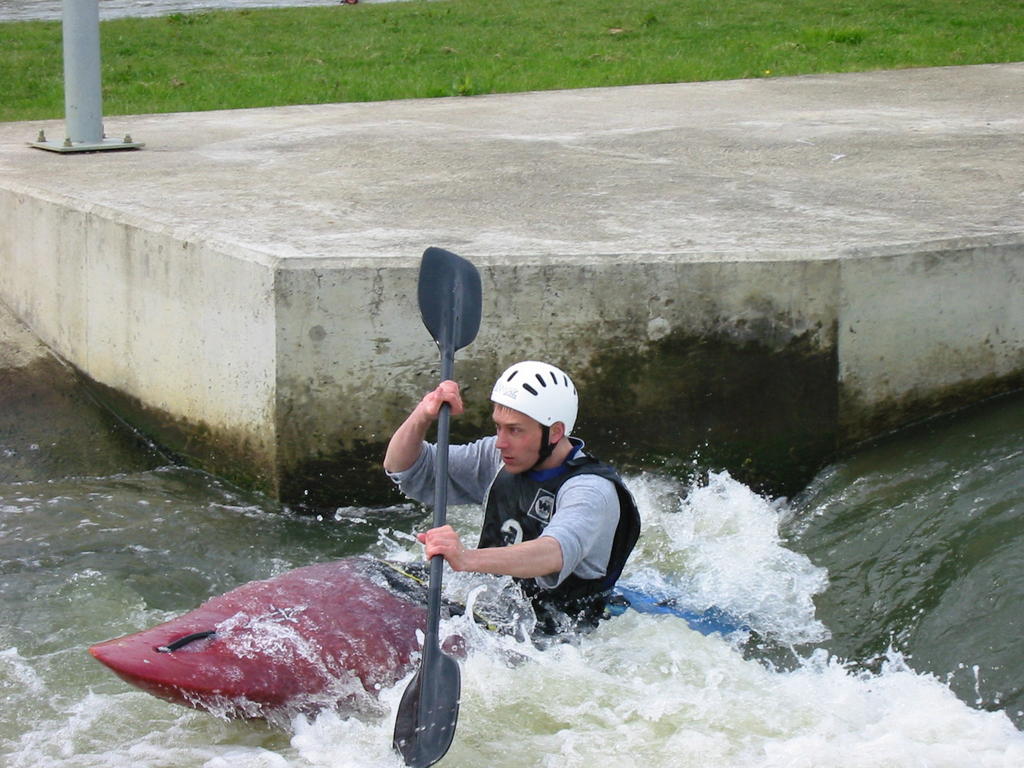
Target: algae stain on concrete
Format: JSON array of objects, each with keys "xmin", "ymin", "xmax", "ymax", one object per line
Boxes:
[
  {"xmin": 840, "ymin": 369, "xmax": 1024, "ymax": 447},
  {"xmin": 0, "ymin": 356, "xmax": 167, "ymax": 483},
  {"xmin": 275, "ymin": 386, "xmax": 493, "ymax": 510},
  {"xmin": 579, "ymin": 325, "xmax": 839, "ymax": 497},
  {"xmin": 80, "ymin": 376, "xmax": 280, "ymax": 498},
  {"xmin": 1, "ymin": 303, "xmax": 165, "ymax": 483}
]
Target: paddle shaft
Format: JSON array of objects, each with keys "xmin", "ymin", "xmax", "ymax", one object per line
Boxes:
[{"xmin": 420, "ymin": 342, "xmax": 455, "ymax": 695}]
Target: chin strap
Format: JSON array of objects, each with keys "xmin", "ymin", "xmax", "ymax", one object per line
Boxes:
[{"xmin": 532, "ymin": 425, "xmax": 556, "ymax": 469}]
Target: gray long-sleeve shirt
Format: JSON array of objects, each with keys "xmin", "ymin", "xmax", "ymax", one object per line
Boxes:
[{"xmin": 387, "ymin": 436, "xmax": 621, "ymax": 589}]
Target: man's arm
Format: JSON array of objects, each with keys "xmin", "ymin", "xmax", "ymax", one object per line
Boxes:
[
  {"xmin": 534, "ymin": 476, "xmax": 620, "ymax": 588},
  {"xmin": 418, "ymin": 525, "xmax": 564, "ymax": 579},
  {"xmin": 383, "ymin": 380, "xmax": 463, "ymax": 473}
]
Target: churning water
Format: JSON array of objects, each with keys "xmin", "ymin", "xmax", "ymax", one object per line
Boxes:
[{"xmin": 2, "ymin": 391, "xmax": 1023, "ymax": 767}]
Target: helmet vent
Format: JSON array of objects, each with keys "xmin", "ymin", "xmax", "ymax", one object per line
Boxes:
[
  {"xmin": 534, "ymin": 373, "xmax": 548, "ymax": 388},
  {"xmin": 522, "ymin": 383, "xmax": 538, "ymax": 396}
]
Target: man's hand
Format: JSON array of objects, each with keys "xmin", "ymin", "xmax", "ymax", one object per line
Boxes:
[
  {"xmin": 418, "ymin": 525, "xmax": 564, "ymax": 580},
  {"xmin": 413, "ymin": 380, "xmax": 464, "ymax": 422},
  {"xmin": 418, "ymin": 524, "xmax": 470, "ymax": 570},
  {"xmin": 383, "ymin": 381, "xmax": 464, "ymax": 473}
]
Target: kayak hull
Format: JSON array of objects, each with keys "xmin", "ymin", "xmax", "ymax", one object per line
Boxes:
[{"xmin": 89, "ymin": 557, "xmax": 426, "ymax": 718}]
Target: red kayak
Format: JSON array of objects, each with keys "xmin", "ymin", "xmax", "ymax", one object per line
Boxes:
[
  {"xmin": 89, "ymin": 557, "xmax": 428, "ymax": 718},
  {"xmin": 90, "ymin": 555, "xmax": 744, "ymax": 720}
]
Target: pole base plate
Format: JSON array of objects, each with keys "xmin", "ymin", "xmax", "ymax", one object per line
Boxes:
[{"xmin": 30, "ymin": 136, "xmax": 144, "ymax": 154}]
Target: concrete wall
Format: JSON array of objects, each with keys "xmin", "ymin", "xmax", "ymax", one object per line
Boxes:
[
  {"xmin": 271, "ymin": 254, "xmax": 843, "ymax": 503},
  {"xmin": 0, "ymin": 185, "xmax": 280, "ymax": 491},
  {"xmin": 153, "ymin": 237, "xmax": 1024, "ymax": 504},
  {"xmin": 2, "ymin": 176, "xmax": 1022, "ymax": 504},
  {"xmin": 838, "ymin": 238, "xmax": 1024, "ymax": 440}
]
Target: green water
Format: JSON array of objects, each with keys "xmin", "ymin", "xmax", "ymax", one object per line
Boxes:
[
  {"xmin": 788, "ymin": 391, "xmax": 1024, "ymax": 725},
  {"xmin": 2, "ymin": 390, "xmax": 1023, "ymax": 766}
]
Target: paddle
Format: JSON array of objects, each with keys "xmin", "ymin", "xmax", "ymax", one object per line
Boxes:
[{"xmin": 393, "ymin": 247, "xmax": 482, "ymax": 768}]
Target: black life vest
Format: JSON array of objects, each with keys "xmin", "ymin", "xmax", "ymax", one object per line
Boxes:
[{"xmin": 477, "ymin": 443, "xmax": 641, "ymax": 629}]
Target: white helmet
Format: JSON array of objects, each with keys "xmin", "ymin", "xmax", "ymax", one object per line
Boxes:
[{"xmin": 491, "ymin": 361, "xmax": 578, "ymax": 435}]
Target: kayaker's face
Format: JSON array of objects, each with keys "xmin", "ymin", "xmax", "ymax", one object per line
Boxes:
[{"xmin": 492, "ymin": 405, "xmax": 544, "ymax": 474}]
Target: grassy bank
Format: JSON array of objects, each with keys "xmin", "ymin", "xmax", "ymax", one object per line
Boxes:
[{"xmin": 1, "ymin": 0, "xmax": 1022, "ymax": 122}]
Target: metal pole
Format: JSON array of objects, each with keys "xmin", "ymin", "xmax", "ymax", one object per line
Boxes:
[
  {"xmin": 30, "ymin": 0, "xmax": 143, "ymax": 153},
  {"xmin": 62, "ymin": 0, "xmax": 105, "ymax": 144}
]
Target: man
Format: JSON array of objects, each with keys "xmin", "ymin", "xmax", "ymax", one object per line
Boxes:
[{"xmin": 384, "ymin": 360, "xmax": 640, "ymax": 632}]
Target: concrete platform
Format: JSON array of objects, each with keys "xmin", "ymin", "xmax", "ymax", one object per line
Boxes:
[{"xmin": 1, "ymin": 64, "xmax": 1022, "ymax": 505}]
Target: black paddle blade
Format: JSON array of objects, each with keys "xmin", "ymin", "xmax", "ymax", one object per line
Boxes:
[
  {"xmin": 393, "ymin": 652, "xmax": 462, "ymax": 768},
  {"xmin": 418, "ymin": 247, "xmax": 482, "ymax": 356}
]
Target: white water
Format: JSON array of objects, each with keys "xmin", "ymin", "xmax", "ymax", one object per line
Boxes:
[{"xmin": 4, "ymin": 471, "xmax": 1023, "ymax": 767}]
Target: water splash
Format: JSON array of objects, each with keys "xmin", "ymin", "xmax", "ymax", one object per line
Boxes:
[
  {"xmin": 283, "ymin": 614, "xmax": 1024, "ymax": 768},
  {"xmin": 4, "ymin": 458, "xmax": 1024, "ymax": 766},
  {"xmin": 623, "ymin": 470, "xmax": 830, "ymax": 645}
]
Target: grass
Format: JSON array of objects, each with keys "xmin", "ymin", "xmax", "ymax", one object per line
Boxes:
[{"xmin": 1, "ymin": 0, "xmax": 1022, "ymax": 122}]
